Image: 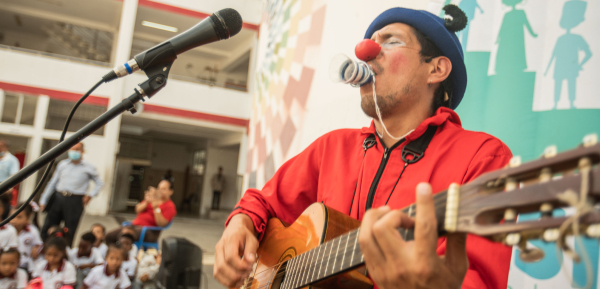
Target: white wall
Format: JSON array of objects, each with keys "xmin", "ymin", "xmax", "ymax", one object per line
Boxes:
[{"xmin": 201, "ymin": 146, "xmax": 239, "ymax": 214}]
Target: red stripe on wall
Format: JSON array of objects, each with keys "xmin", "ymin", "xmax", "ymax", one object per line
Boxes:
[
  {"xmin": 143, "ymin": 104, "xmax": 249, "ymax": 127},
  {"xmin": 0, "ymin": 81, "xmax": 248, "ymax": 127},
  {"xmin": 0, "ymin": 81, "xmax": 109, "ymax": 107},
  {"xmin": 129, "ymin": 0, "xmax": 260, "ymax": 31}
]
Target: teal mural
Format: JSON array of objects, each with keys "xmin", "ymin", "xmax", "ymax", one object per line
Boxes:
[
  {"xmin": 544, "ymin": 0, "xmax": 592, "ymax": 109},
  {"xmin": 440, "ymin": 0, "xmax": 600, "ymax": 287}
]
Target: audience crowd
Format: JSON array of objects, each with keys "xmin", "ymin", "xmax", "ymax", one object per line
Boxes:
[{"xmin": 0, "ymin": 184, "xmax": 174, "ymax": 289}]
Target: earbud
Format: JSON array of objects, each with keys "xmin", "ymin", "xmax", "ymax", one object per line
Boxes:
[{"xmin": 355, "ymin": 39, "xmax": 381, "ymax": 62}]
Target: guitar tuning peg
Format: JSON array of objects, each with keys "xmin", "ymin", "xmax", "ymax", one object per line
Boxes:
[
  {"xmin": 504, "ymin": 209, "xmax": 517, "ymax": 223},
  {"xmin": 505, "ymin": 233, "xmax": 521, "ymax": 246},
  {"xmin": 583, "ymin": 133, "xmax": 598, "ymax": 147},
  {"xmin": 543, "ymin": 145, "xmax": 557, "ymax": 158},
  {"xmin": 506, "ymin": 233, "xmax": 545, "ymax": 262},
  {"xmin": 586, "ymin": 224, "xmax": 600, "ymax": 238},
  {"xmin": 543, "ymin": 228, "xmax": 560, "ymax": 242},
  {"xmin": 509, "ymin": 156, "xmax": 522, "ymax": 168},
  {"xmin": 540, "ymin": 203, "xmax": 553, "ymax": 218},
  {"xmin": 539, "ymin": 168, "xmax": 552, "ymax": 183},
  {"xmin": 518, "ymin": 243, "xmax": 545, "ymax": 263},
  {"xmin": 505, "ymin": 178, "xmax": 518, "ymax": 191}
]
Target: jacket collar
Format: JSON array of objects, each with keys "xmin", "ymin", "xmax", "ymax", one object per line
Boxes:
[
  {"xmin": 77, "ymin": 249, "xmax": 92, "ymax": 258},
  {"xmin": 44, "ymin": 259, "xmax": 65, "ymax": 272},
  {"xmin": 103, "ymin": 264, "xmax": 120, "ymax": 278},
  {"xmin": 0, "ymin": 271, "xmax": 16, "ymax": 279},
  {"xmin": 361, "ymin": 107, "xmax": 461, "ymax": 141}
]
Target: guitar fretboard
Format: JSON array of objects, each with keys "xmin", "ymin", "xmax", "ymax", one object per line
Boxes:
[{"xmin": 279, "ymin": 190, "xmax": 448, "ymax": 289}]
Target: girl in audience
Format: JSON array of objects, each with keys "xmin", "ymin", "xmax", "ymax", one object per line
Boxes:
[
  {"xmin": 90, "ymin": 224, "xmax": 107, "ymax": 259},
  {"xmin": 9, "ymin": 203, "xmax": 42, "ymax": 273},
  {"xmin": 82, "ymin": 244, "xmax": 130, "ymax": 289},
  {"xmin": 31, "ymin": 237, "xmax": 76, "ymax": 289},
  {"xmin": 0, "ymin": 248, "xmax": 28, "ymax": 289},
  {"xmin": 0, "ymin": 199, "xmax": 18, "ymax": 250}
]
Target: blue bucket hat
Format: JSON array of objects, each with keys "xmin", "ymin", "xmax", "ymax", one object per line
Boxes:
[{"xmin": 364, "ymin": 5, "xmax": 468, "ymax": 110}]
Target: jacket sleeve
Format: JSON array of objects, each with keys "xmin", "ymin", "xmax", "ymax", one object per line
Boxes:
[
  {"xmin": 225, "ymin": 135, "xmax": 326, "ymax": 240},
  {"xmin": 459, "ymin": 138, "xmax": 513, "ymax": 289}
]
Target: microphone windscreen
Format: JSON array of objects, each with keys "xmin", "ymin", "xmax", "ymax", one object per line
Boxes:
[{"xmin": 211, "ymin": 8, "xmax": 243, "ymax": 40}]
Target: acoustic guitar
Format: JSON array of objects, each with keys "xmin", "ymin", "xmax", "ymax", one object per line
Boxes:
[{"xmin": 237, "ymin": 135, "xmax": 600, "ymax": 289}]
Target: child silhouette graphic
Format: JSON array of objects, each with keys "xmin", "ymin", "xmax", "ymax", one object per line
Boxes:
[
  {"xmin": 544, "ymin": 0, "xmax": 592, "ymax": 109},
  {"xmin": 495, "ymin": 0, "xmax": 538, "ymax": 74}
]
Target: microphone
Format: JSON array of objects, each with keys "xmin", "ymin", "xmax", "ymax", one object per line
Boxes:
[
  {"xmin": 103, "ymin": 8, "xmax": 243, "ymax": 82},
  {"xmin": 329, "ymin": 54, "xmax": 373, "ymax": 87}
]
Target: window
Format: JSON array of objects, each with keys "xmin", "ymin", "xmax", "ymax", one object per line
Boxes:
[
  {"xmin": 1, "ymin": 92, "xmax": 38, "ymax": 125},
  {"xmin": 45, "ymin": 99, "xmax": 106, "ymax": 135}
]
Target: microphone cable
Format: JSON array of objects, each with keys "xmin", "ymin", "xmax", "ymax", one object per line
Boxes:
[{"xmin": 0, "ymin": 78, "xmax": 105, "ymax": 226}]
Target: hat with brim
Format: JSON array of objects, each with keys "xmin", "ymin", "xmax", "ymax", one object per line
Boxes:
[{"xmin": 364, "ymin": 7, "xmax": 467, "ymax": 110}]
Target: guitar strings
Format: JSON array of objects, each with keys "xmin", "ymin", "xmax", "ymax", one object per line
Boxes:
[
  {"xmin": 246, "ymin": 193, "xmax": 452, "ymax": 283},
  {"xmin": 247, "ymin": 191, "xmax": 453, "ymax": 281},
  {"xmin": 245, "ymin": 185, "xmax": 492, "ymax": 286}
]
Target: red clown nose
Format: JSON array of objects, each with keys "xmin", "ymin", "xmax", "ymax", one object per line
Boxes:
[{"xmin": 355, "ymin": 39, "xmax": 381, "ymax": 61}]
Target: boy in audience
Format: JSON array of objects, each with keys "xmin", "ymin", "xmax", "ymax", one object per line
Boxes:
[
  {"xmin": 82, "ymin": 244, "xmax": 130, "ymax": 289},
  {"xmin": 118, "ymin": 234, "xmax": 137, "ymax": 281},
  {"xmin": 90, "ymin": 224, "xmax": 107, "ymax": 259},
  {"xmin": 67, "ymin": 232, "xmax": 103, "ymax": 288},
  {"xmin": 9, "ymin": 202, "xmax": 42, "ymax": 273}
]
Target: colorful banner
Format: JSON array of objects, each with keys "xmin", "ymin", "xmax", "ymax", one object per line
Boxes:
[{"xmin": 438, "ymin": 0, "xmax": 600, "ymax": 288}]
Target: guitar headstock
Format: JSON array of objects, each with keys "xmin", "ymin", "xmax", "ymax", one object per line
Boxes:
[{"xmin": 450, "ymin": 134, "xmax": 600, "ymax": 262}]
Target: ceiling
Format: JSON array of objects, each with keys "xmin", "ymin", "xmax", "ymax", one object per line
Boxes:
[
  {"xmin": 121, "ymin": 114, "xmax": 241, "ymax": 144},
  {"xmin": 0, "ymin": 0, "xmax": 256, "ymax": 66}
]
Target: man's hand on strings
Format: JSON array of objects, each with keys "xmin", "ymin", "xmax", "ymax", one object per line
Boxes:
[
  {"xmin": 358, "ymin": 182, "xmax": 469, "ymax": 289},
  {"xmin": 214, "ymin": 213, "xmax": 259, "ymax": 287}
]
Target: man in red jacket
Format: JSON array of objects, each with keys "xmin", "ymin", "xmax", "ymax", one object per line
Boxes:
[{"xmin": 214, "ymin": 6, "xmax": 513, "ymax": 289}]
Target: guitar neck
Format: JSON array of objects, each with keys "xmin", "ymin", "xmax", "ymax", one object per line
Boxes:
[{"xmin": 280, "ymin": 190, "xmax": 449, "ymax": 288}]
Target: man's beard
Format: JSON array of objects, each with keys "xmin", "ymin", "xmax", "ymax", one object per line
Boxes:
[{"xmin": 361, "ymin": 83, "xmax": 411, "ymax": 119}]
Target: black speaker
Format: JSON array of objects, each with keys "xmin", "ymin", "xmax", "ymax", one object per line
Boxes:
[{"xmin": 157, "ymin": 237, "xmax": 203, "ymax": 289}]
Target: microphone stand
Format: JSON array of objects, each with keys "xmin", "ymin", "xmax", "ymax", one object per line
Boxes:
[{"xmin": 0, "ymin": 62, "xmax": 174, "ymax": 194}]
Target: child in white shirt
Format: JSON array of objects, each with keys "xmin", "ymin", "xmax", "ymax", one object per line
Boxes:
[
  {"xmin": 118, "ymin": 234, "xmax": 137, "ymax": 280},
  {"xmin": 9, "ymin": 203, "xmax": 42, "ymax": 273},
  {"xmin": 82, "ymin": 244, "xmax": 131, "ymax": 289},
  {"xmin": 0, "ymin": 199, "xmax": 17, "ymax": 250},
  {"xmin": 90, "ymin": 224, "xmax": 108, "ymax": 259},
  {"xmin": 0, "ymin": 248, "xmax": 28, "ymax": 289},
  {"xmin": 31, "ymin": 237, "xmax": 76, "ymax": 289},
  {"xmin": 67, "ymin": 232, "xmax": 103, "ymax": 288}
]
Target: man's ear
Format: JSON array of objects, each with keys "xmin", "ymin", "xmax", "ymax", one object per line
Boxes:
[{"xmin": 429, "ymin": 56, "xmax": 452, "ymax": 85}]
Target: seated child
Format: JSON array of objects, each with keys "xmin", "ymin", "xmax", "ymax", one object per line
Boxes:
[
  {"xmin": 67, "ymin": 232, "xmax": 103, "ymax": 288},
  {"xmin": 82, "ymin": 244, "xmax": 130, "ymax": 289},
  {"xmin": 0, "ymin": 248, "xmax": 28, "ymax": 289},
  {"xmin": 0, "ymin": 199, "xmax": 17, "ymax": 250},
  {"xmin": 9, "ymin": 203, "xmax": 42, "ymax": 273},
  {"xmin": 118, "ymin": 234, "xmax": 137, "ymax": 280},
  {"xmin": 90, "ymin": 224, "xmax": 107, "ymax": 259},
  {"xmin": 31, "ymin": 237, "xmax": 76, "ymax": 289},
  {"xmin": 133, "ymin": 249, "xmax": 161, "ymax": 289}
]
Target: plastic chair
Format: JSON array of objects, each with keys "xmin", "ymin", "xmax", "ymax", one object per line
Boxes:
[{"xmin": 122, "ymin": 221, "xmax": 173, "ymax": 250}]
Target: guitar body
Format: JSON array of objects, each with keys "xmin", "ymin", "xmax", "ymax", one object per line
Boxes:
[{"xmin": 241, "ymin": 203, "xmax": 373, "ymax": 289}]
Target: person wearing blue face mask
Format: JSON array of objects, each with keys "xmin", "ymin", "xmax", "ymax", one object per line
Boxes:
[{"xmin": 39, "ymin": 142, "xmax": 104, "ymax": 246}]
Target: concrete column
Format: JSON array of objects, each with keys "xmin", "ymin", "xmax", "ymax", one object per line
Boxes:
[
  {"xmin": 237, "ymin": 133, "xmax": 248, "ymax": 199},
  {"xmin": 0, "ymin": 89, "xmax": 5, "ymax": 121},
  {"xmin": 89, "ymin": 0, "xmax": 138, "ymax": 215},
  {"xmin": 20, "ymin": 95, "xmax": 49, "ymax": 202}
]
